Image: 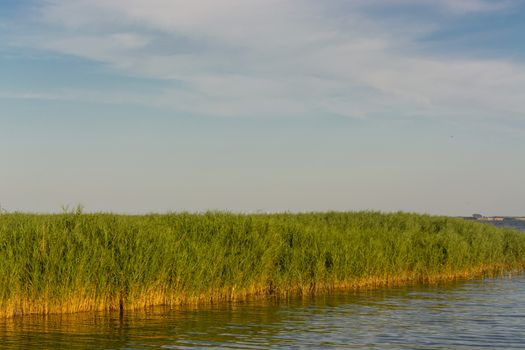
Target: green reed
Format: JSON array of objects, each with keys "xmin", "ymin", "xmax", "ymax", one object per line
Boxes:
[{"xmin": 1, "ymin": 211, "xmax": 524, "ymax": 316}]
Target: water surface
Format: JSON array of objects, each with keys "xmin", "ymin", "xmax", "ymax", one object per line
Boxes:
[{"xmin": 2, "ymin": 274, "xmax": 525, "ymax": 349}]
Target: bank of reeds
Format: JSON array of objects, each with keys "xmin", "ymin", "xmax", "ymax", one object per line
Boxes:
[{"xmin": 1, "ymin": 211, "xmax": 524, "ymax": 317}]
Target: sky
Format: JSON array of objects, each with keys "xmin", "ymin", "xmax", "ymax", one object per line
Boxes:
[{"xmin": 1, "ymin": 0, "xmax": 524, "ymax": 215}]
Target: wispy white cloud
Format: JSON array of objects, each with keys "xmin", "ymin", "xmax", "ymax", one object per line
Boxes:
[
  {"xmin": 8, "ymin": 0, "xmax": 525, "ymax": 124},
  {"xmin": 433, "ymin": 0, "xmax": 514, "ymax": 13},
  {"xmin": 355, "ymin": 0, "xmax": 515, "ymax": 14},
  {"xmin": 0, "ymin": 91, "xmax": 65, "ymax": 100}
]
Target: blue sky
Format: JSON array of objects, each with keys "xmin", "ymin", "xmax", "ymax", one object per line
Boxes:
[{"xmin": 1, "ymin": 0, "xmax": 524, "ymax": 215}]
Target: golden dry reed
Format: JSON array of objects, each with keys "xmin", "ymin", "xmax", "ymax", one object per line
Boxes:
[{"xmin": 1, "ymin": 211, "xmax": 524, "ymax": 318}]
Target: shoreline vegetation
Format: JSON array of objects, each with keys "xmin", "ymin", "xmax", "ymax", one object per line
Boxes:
[{"xmin": 1, "ymin": 211, "xmax": 524, "ymax": 318}]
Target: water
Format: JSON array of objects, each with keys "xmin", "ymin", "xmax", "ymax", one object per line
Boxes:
[
  {"xmin": 2, "ymin": 220, "xmax": 524, "ymax": 349},
  {"xmin": 2, "ymin": 274, "xmax": 525, "ymax": 349},
  {"xmin": 463, "ymin": 217, "xmax": 525, "ymax": 232},
  {"xmin": 484, "ymin": 218, "xmax": 525, "ymax": 232}
]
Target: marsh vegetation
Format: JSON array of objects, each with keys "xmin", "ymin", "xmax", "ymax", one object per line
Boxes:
[{"xmin": 1, "ymin": 211, "xmax": 524, "ymax": 317}]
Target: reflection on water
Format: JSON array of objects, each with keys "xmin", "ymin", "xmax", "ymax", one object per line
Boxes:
[{"xmin": 2, "ymin": 274, "xmax": 525, "ymax": 349}]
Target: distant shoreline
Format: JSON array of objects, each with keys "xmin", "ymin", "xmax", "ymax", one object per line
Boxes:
[
  {"xmin": 460, "ymin": 216, "xmax": 525, "ymax": 231},
  {"xmin": 462, "ymin": 216, "xmax": 525, "ymax": 220}
]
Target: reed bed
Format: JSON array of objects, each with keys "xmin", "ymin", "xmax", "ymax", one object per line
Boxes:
[{"xmin": 1, "ymin": 211, "xmax": 524, "ymax": 317}]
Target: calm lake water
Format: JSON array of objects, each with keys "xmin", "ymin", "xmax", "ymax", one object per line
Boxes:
[
  {"xmin": 1, "ymin": 274, "xmax": 525, "ymax": 349},
  {"xmin": 483, "ymin": 218, "xmax": 525, "ymax": 232},
  {"xmin": 2, "ymin": 220, "xmax": 524, "ymax": 349},
  {"xmin": 460, "ymin": 217, "xmax": 525, "ymax": 232}
]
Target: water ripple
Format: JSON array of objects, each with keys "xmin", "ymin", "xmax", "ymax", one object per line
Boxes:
[{"xmin": 2, "ymin": 275, "xmax": 525, "ymax": 349}]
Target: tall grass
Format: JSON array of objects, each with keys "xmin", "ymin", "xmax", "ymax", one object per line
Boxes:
[{"xmin": 1, "ymin": 211, "xmax": 524, "ymax": 317}]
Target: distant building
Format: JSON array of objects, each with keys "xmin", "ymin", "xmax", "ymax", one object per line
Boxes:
[
  {"xmin": 472, "ymin": 213, "xmax": 504, "ymax": 221},
  {"xmin": 478, "ymin": 217, "xmax": 504, "ymax": 221}
]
